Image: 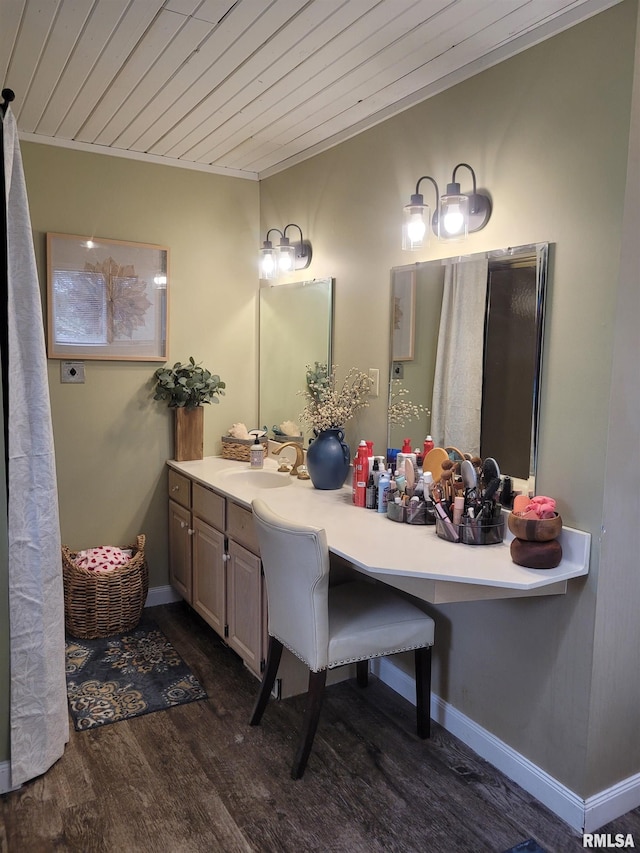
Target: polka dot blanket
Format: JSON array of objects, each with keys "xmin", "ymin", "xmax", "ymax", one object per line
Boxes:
[{"xmin": 73, "ymin": 546, "xmax": 133, "ymax": 573}]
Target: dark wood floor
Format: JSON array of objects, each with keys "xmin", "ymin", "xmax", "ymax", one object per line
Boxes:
[{"xmin": 1, "ymin": 602, "xmax": 639, "ymax": 853}]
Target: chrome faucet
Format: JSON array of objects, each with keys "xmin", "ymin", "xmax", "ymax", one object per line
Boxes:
[{"xmin": 273, "ymin": 441, "xmax": 305, "ymax": 477}]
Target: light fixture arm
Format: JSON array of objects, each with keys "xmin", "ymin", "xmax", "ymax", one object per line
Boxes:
[
  {"xmin": 447, "ymin": 162, "xmax": 492, "ymax": 231},
  {"xmin": 413, "ymin": 175, "xmax": 440, "ymax": 207},
  {"xmin": 282, "ymin": 222, "xmax": 312, "ymax": 270},
  {"xmin": 450, "ymin": 163, "xmax": 478, "ymax": 210},
  {"xmin": 264, "ymin": 227, "xmax": 284, "ymax": 247},
  {"xmin": 283, "ymin": 223, "xmax": 304, "ymax": 243}
]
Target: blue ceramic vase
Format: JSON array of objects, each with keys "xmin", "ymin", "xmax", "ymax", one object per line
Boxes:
[{"xmin": 306, "ymin": 428, "xmax": 350, "ymax": 490}]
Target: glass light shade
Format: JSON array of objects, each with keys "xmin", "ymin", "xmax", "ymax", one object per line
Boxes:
[
  {"xmin": 278, "ymin": 242, "xmax": 296, "ymax": 274},
  {"xmin": 439, "ymin": 192, "xmax": 469, "ymax": 240},
  {"xmin": 260, "ymin": 245, "xmax": 278, "ymax": 280},
  {"xmin": 402, "ymin": 202, "xmax": 430, "ymax": 250}
]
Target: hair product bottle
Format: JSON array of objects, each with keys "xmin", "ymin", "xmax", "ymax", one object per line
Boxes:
[
  {"xmin": 353, "ymin": 440, "xmax": 369, "ymax": 507},
  {"xmin": 377, "ymin": 470, "xmax": 391, "ymax": 513}
]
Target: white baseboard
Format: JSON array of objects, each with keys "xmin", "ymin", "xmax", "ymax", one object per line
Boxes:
[
  {"xmin": 144, "ymin": 584, "xmax": 182, "ymax": 608},
  {"xmin": 583, "ymin": 772, "xmax": 640, "ymax": 834},
  {"xmin": 371, "ymin": 657, "xmax": 640, "ymax": 834}
]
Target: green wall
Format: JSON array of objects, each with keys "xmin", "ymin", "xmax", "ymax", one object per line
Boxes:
[
  {"xmin": 1, "ymin": 149, "xmax": 259, "ymax": 765},
  {"xmin": 259, "ymin": 1, "xmax": 638, "ymax": 798}
]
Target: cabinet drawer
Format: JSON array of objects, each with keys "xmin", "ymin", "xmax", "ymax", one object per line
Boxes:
[
  {"xmin": 168, "ymin": 469, "xmax": 191, "ymax": 509},
  {"xmin": 192, "ymin": 482, "xmax": 225, "ymax": 529},
  {"xmin": 227, "ymin": 501, "xmax": 260, "ymax": 554}
]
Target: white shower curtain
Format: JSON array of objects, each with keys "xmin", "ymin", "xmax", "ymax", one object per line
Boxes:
[
  {"xmin": 3, "ymin": 107, "xmax": 68, "ymax": 786},
  {"xmin": 431, "ymin": 258, "xmax": 488, "ymax": 456}
]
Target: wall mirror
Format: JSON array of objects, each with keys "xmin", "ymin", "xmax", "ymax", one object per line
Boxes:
[
  {"xmin": 259, "ymin": 278, "xmax": 333, "ymax": 442},
  {"xmin": 389, "ymin": 243, "xmax": 548, "ymax": 492}
]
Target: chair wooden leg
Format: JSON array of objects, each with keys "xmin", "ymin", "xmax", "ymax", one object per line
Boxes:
[
  {"xmin": 249, "ymin": 636, "xmax": 283, "ymax": 726},
  {"xmin": 291, "ymin": 669, "xmax": 327, "ymax": 779},
  {"xmin": 415, "ymin": 646, "xmax": 432, "ymax": 739},
  {"xmin": 356, "ymin": 659, "xmax": 369, "ymax": 687}
]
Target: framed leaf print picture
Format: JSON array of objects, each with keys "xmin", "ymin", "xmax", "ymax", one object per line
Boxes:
[{"xmin": 47, "ymin": 233, "xmax": 169, "ymax": 361}]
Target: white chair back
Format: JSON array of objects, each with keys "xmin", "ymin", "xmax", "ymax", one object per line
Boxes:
[{"xmin": 252, "ymin": 499, "xmax": 330, "ymax": 671}]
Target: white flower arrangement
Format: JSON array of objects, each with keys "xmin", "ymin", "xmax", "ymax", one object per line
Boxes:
[
  {"xmin": 298, "ymin": 363, "xmax": 372, "ymax": 433},
  {"xmin": 388, "ymin": 379, "xmax": 429, "ymax": 427}
]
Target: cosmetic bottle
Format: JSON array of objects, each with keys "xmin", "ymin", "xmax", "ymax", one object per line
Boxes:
[
  {"xmin": 453, "ymin": 495, "xmax": 465, "ymax": 526},
  {"xmin": 353, "ymin": 441, "xmax": 369, "ymax": 507},
  {"xmin": 423, "ymin": 471, "xmax": 436, "ymax": 525},
  {"xmin": 366, "ymin": 440, "xmax": 375, "ymax": 475},
  {"xmin": 377, "ymin": 471, "xmax": 391, "ymax": 513},
  {"xmin": 423, "ymin": 435, "xmax": 435, "ymax": 458},
  {"xmin": 396, "ymin": 437, "xmax": 414, "ymax": 474},
  {"xmin": 365, "ymin": 472, "xmax": 377, "ymax": 509}
]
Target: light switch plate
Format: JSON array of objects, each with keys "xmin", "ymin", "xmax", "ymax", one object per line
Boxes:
[
  {"xmin": 61, "ymin": 361, "xmax": 85, "ymax": 383},
  {"xmin": 368, "ymin": 368, "xmax": 379, "ymax": 397}
]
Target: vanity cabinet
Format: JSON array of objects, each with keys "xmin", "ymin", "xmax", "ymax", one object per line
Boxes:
[
  {"xmin": 167, "ymin": 469, "xmax": 266, "ymax": 678},
  {"xmin": 167, "ymin": 462, "xmax": 355, "ymax": 697},
  {"xmin": 168, "ymin": 472, "xmax": 192, "ymax": 602}
]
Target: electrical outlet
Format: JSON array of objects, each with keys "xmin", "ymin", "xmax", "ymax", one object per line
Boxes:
[
  {"xmin": 61, "ymin": 361, "xmax": 85, "ymax": 384},
  {"xmin": 368, "ymin": 368, "xmax": 379, "ymax": 397}
]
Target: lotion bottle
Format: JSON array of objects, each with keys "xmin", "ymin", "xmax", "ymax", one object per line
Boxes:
[
  {"xmin": 250, "ymin": 439, "xmax": 264, "ymax": 469},
  {"xmin": 377, "ymin": 471, "xmax": 391, "ymax": 513}
]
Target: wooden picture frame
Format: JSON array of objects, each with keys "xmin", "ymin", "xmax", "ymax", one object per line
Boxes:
[
  {"xmin": 47, "ymin": 233, "xmax": 168, "ymax": 361},
  {"xmin": 392, "ymin": 268, "xmax": 416, "ymax": 361}
]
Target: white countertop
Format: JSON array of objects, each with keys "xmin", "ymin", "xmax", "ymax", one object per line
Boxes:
[{"xmin": 168, "ymin": 456, "xmax": 590, "ymax": 604}]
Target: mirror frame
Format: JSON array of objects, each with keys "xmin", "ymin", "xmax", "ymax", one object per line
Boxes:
[
  {"xmin": 389, "ymin": 242, "xmax": 549, "ymax": 492},
  {"xmin": 259, "ymin": 277, "xmax": 334, "ymax": 441}
]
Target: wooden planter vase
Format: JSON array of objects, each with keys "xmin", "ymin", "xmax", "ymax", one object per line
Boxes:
[{"xmin": 174, "ymin": 406, "xmax": 204, "ymax": 461}]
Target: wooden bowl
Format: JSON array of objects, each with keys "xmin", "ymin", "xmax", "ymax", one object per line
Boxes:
[
  {"xmin": 510, "ymin": 538, "xmax": 563, "ymax": 569},
  {"xmin": 507, "ymin": 512, "xmax": 562, "ymax": 542}
]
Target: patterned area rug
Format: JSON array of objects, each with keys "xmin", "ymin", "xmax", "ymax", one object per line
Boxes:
[
  {"xmin": 65, "ymin": 616, "xmax": 207, "ymax": 730},
  {"xmin": 503, "ymin": 841, "xmax": 547, "ymax": 853}
]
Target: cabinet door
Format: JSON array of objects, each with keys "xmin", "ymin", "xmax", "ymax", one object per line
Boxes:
[
  {"xmin": 168, "ymin": 499, "xmax": 192, "ymax": 602},
  {"xmin": 227, "ymin": 540, "xmax": 263, "ymax": 676},
  {"xmin": 192, "ymin": 517, "xmax": 226, "ymax": 638}
]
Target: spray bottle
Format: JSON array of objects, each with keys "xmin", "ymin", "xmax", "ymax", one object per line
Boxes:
[{"xmin": 353, "ymin": 440, "xmax": 369, "ymax": 507}]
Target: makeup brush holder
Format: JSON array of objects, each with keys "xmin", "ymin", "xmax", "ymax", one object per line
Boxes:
[
  {"xmin": 436, "ymin": 515, "xmax": 505, "ymax": 545},
  {"xmin": 387, "ymin": 502, "xmax": 407, "ymax": 523}
]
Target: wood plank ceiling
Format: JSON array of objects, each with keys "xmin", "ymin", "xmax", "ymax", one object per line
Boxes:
[{"xmin": 1, "ymin": 0, "xmax": 621, "ymax": 180}]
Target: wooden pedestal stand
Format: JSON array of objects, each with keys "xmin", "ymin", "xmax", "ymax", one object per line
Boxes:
[{"xmin": 175, "ymin": 406, "xmax": 204, "ymax": 461}]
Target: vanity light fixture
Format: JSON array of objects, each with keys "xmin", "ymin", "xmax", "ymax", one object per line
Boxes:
[
  {"xmin": 259, "ymin": 223, "xmax": 312, "ymax": 280},
  {"xmin": 402, "ymin": 163, "xmax": 492, "ymax": 249},
  {"xmin": 402, "ymin": 176, "xmax": 439, "ymax": 251},
  {"xmin": 437, "ymin": 163, "xmax": 492, "ymax": 241}
]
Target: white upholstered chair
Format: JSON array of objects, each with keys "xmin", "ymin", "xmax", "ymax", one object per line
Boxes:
[{"xmin": 250, "ymin": 498, "xmax": 436, "ymax": 779}]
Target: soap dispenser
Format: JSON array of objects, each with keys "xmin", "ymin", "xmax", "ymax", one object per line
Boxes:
[{"xmin": 249, "ymin": 430, "xmax": 266, "ymax": 469}]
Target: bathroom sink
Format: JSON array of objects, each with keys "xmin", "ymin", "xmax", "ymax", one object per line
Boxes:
[{"xmin": 219, "ymin": 468, "xmax": 292, "ymax": 489}]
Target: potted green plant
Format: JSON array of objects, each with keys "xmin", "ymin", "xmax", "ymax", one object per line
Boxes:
[{"xmin": 153, "ymin": 357, "xmax": 226, "ymax": 461}]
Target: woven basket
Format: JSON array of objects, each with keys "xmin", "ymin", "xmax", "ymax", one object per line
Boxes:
[
  {"xmin": 62, "ymin": 534, "xmax": 148, "ymax": 639},
  {"xmin": 221, "ymin": 435, "xmax": 268, "ymax": 461}
]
